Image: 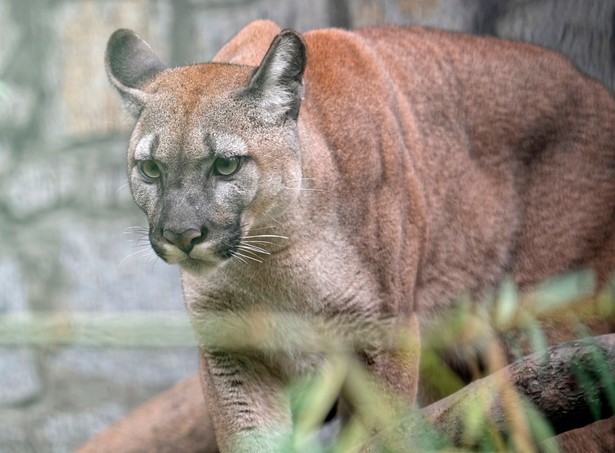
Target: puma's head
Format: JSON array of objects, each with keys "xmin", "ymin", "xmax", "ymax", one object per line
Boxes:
[{"xmin": 106, "ymin": 28, "xmax": 307, "ymax": 273}]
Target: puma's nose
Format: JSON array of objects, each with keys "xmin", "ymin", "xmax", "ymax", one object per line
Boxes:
[{"xmin": 163, "ymin": 228, "xmax": 205, "ymax": 254}]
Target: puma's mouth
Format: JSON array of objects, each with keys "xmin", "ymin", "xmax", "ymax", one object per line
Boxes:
[
  {"xmin": 179, "ymin": 255, "xmax": 222, "ymax": 274},
  {"xmin": 150, "ymin": 221, "xmax": 280, "ymax": 271},
  {"xmin": 150, "ymin": 225, "xmax": 244, "ymax": 272},
  {"xmin": 219, "ymin": 235, "xmax": 241, "ymax": 260}
]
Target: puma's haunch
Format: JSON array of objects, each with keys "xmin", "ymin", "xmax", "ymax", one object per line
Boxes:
[{"xmin": 106, "ymin": 20, "xmax": 615, "ymax": 451}]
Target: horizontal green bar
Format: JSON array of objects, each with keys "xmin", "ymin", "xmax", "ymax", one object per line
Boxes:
[{"xmin": 0, "ymin": 312, "xmax": 198, "ymax": 348}]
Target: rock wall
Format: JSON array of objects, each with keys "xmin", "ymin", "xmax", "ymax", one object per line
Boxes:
[{"xmin": 1, "ymin": 0, "xmax": 613, "ymax": 451}]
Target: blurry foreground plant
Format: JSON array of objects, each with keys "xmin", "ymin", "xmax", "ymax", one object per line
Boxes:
[{"xmin": 3, "ymin": 271, "xmax": 615, "ymax": 451}]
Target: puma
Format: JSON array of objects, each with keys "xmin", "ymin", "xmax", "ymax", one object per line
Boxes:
[{"xmin": 105, "ymin": 20, "xmax": 615, "ymax": 451}]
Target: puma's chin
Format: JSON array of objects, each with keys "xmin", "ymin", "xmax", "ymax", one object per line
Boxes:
[
  {"xmin": 179, "ymin": 257, "xmax": 223, "ymax": 275},
  {"xmin": 157, "ymin": 242, "xmax": 230, "ymax": 274}
]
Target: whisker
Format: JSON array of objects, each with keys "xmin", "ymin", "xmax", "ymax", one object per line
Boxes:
[
  {"xmin": 245, "ymin": 225, "xmax": 277, "ymax": 232},
  {"xmin": 124, "ymin": 226, "xmax": 149, "ymax": 234},
  {"xmin": 233, "ymin": 251, "xmax": 263, "ymax": 263},
  {"xmin": 284, "ymin": 177, "xmax": 322, "ymax": 192},
  {"xmin": 124, "ymin": 227, "xmax": 150, "ymax": 254},
  {"xmin": 288, "ymin": 177, "xmax": 316, "ymax": 184},
  {"xmin": 236, "ymin": 247, "xmax": 266, "ymax": 260},
  {"xmin": 119, "ymin": 248, "xmax": 154, "ymax": 268},
  {"xmin": 263, "ymin": 213, "xmax": 285, "ymax": 227},
  {"xmin": 146, "ymin": 253, "xmax": 158, "ymax": 263},
  {"xmin": 242, "ymin": 239, "xmax": 276, "ymax": 247},
  {"xmin": 242, "ymin": 234, "xmax": 289, "ymax": 240},
  {"xmin": 116, "ymin": 181, "xmax": 130, "ymax": 195},
  {"xmin": 230, "ymin": 251, "xmax": 248, "ymax": 265},
  {"xmin": 126, "ymin": 242, "xmax": 151, "ymax": 250},
  {"xmin": 148, "ymin": 255, "xmax": 162, "ymax": 271},
  {"xmin": 282, "ymin": 186, "xmax": 324, "ymax": 192},
  {"xmin": 237, "ymin": 244, "xmax": 270, "ymax": 255},
  {"xmin": 124, "ymin": 233, "xmax": 149, "ymax": 242},
  {"xmin": 123, "ymin": 223, "xmax": 154, "ymax": 267}
]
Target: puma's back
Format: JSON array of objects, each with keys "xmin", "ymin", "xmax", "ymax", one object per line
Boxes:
[
  {"xmin": 106, "ymin": 21, "xmax": 615, "ymax": 451},
  {"xmin": 292, "ymin": 24, "xmax": 615, "ymax": 315}
]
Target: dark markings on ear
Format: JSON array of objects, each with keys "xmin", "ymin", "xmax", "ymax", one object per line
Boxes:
[
  {"xmin": 105, "ymin": 29, "xmax": 167, "ymax": 117},
  {"xmin": 242, "ymin": 29, "xmax": 307, "ymax": 123}
]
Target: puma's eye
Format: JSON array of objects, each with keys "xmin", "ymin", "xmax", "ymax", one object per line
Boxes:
[
  {"xmin": 138, "ymin": 160, "xmax": 161, "ymax": 181},
  {"xmin": 213, "ymin": 157, "xmax": 240, "ymax": 176}
]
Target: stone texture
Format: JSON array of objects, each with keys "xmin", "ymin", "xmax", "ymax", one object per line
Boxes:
[
  {"xmin": 189, "ymin": 0, "xmax": 331, "ymax": 62},
  {"xmin": 1, "ymin": 1, "xmax": 614, "ymax": 452},
  {"xmin": 397, "ymin": 0, "xmax": 486, "ymax": 31},
  {"xmin": 0, "ymin": 409, "xmax": 34, "ymax": 452},
  {"xmin": 0, "ymin": 348, "xmax": 42, "ymax": 406},
  {"xmin": 0, "ymin": 2, "xmax": 21, "ymax": 76},
  {"xmin": 5, "ymin": 153, "xmax": 79, "ymax": 221},
  {"xmin": 44, "ymin": 0, "xmax": 173, "ymax": 143},
  {"xmin": 0, "ymin": 139, "xmax": 12, "ymax": 174},
  {"xmin": 51, "ymin": 348, "xmax": 197, "ymax": 390},
  {"xmin": 0, "ymin": 259, "xmax": 28, "ymax": 313},
  {"xmin": 58, "ymin": 218, "xmax": 183, "ymax": 312},
  {"xmin": 495, "ymin": 0, "xmax": 615, "ymax": 88},
  {"xmin": 0, "ymin": 260, "xmax": 41, "ymax": 408},
  {"xmin": 37, "ymin": 403, "xmax": 126, "ymax": 453},
  {"xmin": 0, "ymin": 81, "xmax": 36, "ymax": 131}
]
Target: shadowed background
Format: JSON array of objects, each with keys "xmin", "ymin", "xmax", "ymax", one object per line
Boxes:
[{"xmin": 1, "ymin": 0, "xmax": 614, "ymax": 451}]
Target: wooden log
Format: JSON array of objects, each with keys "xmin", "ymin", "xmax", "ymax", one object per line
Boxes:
[
  {"xmin": 420, "ymin": 334, "xmax": 615, "ymax": 447},
  {"xmin": 77, "ymin": 374, "xmax": 217, "ymax": 453},
  {"xmin": 78, "ymin": 334, "xmax": 615, "ymax": 452}
]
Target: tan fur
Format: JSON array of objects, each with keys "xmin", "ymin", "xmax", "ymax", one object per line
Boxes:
[{"xmin": 105, "ymin": 20, "xmax": 615, "ymax": 451}]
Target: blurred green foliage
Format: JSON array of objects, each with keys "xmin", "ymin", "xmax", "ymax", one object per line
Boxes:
[
  {"xmin": 1, "ymin": 270, "xmax": 614, "ymax": 451},
  {"xmin": 0, "ymin": 79, "xmax": 10, "ymax": 105}
]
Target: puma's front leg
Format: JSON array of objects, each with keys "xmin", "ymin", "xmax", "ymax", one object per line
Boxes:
[
  {"xmin": 347, "ymin": 314, "xmax": 421, "ymax": 431},
  {"xmin": 199, "ymin": 349, "xmax": 293, "ymax": 453},
  {"xmin": 374, "ymin": 313, "xmax": 421, "ymax": 400}
]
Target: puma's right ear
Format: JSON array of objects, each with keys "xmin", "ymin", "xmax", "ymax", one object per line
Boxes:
[{"xmin": 105, "ymin": 29, "xmax": 167, "ymax": 117}]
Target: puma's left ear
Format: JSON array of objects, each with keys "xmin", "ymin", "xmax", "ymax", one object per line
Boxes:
[
  {"xmin": 244, "ymin": 29, "xmax": 307, "ymax": 122},
  {"xmin": 105, "ymin": 29, "xmax": 167, "ymax": 117}
]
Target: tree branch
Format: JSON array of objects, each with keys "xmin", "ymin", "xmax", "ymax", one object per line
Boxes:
[
  {"xmin": 78, "ymin": 334, "xmax": 615, "ymax": 452},
  {"xmin": 77, "ymin": 374, "xmax": 217, "ymax": 453},
  {"xmin": 420, "ymin": 334, "xmax": 615, "ymax": 448}
]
